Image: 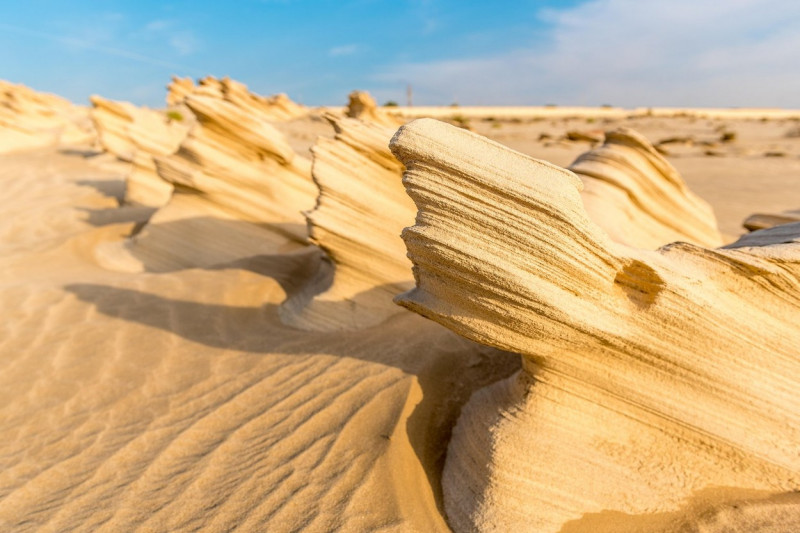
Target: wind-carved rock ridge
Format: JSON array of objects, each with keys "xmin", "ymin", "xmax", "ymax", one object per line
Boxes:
[
  {"xmin": 0, "ymin": 80, "xmax": 94, "ymax": 153},
  {"xmin": 389, "ymin": 118, "xmax": 800, "ymax": 533},
  {"xmin": 570, "ymin": 127, "xmax": 722, "ymax": 249},
  {"xmin": 167, "ymin": 76, "xmax": 307, "ymax": 122},
  {"xmin": 95, "ymin": 87, "xmax": 317, "ymax": 273},
  {"xmin": 90, "ymin": 95, "xmax": 189, "ymax": 207},
  {"xmin": 346, "ymin": 91, "xmax": 403, "ymax": 128},
  {"xmin": 280, "ymin": 115, "xmax": 415, "ymax": 331}
]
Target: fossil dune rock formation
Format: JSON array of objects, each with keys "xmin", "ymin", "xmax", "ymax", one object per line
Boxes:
[
  {"xmin": 0, "ymin": 80, "xmax": 94, "ymax": 153},
  {"xmin": 346, "ymin": 90, "xmax": 403, "ymax": 128},
  {"xmin": 96, "ymin": 88, "xmax": 316, "ymax": 273},
  {"xmin": 90, "ymin": 95, "xmax": 189, "ymax": 207},
  {"xmin": 569, "ymin": 127, "xmax": 722, "ymax": 249},
  {"xmin": 167, "ymin": 76, "xmax": 307, "ymax": 122},
  {"xmin": 743, "ymin": 209, "xmax": 800, "ymax": 231},
  {"xmin": 389, "ymin": 119, "xmax": 800, "ymax": 532},
  {"xmin": 281, "ymin": 115, "xmax": 414, "ymax": 331}
]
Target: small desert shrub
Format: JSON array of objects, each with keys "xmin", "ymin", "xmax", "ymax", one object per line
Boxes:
[
  {"xmin": 383, "ymin": 100, "xmax": 399, "ymax": 107},
  {"xmin": 166, "ymin": 110, "xmax": 183, "ymax": 122},
  {"xmin": 785, "ymin": 126, "xmax": 800, "ymax": 138},
  {"xmin": 450, "ymin": 114, "xmax": 470, "ymax": 128},
  {"xmin": 720, "ymin": 131, "xmax": 737, "ymax": 143}
]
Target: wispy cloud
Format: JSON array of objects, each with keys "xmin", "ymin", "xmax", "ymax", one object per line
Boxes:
[
  {"xmin": 0, "ymin": 22, "xmax": 198, "ymax": 71},
  {"xmin": 374, "ymin": 0, "xmax": 800, "ymax": 107},
  {"xmin": 328, "ymin": 44, "xmax": 359, "ymax": 57}
]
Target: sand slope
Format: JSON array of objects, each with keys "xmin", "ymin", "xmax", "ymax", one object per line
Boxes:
[
  {"xmin": 0, "ymin": 145, "xmax": 517, "ymax": 531},
  {"xmin": 2, "ymin": 94, "xmax": 800, "ymax": 532}
]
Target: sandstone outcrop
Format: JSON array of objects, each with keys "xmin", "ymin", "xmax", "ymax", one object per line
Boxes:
[
  {"xmin": 281, "ymin": 115, "xmax": 414, "ymax": 331},
  {"xmin": 569, "ymin": 127, "xmax": 722, "ymax": 249},
  {"xmin": 167, "ymin": 76, "xmax": 307, "ymax": 121},
  {"xmin": 389, "ymin": 119, "xmax": 800, "ymax": 533},
  {"xmin": 743, "ymin": 209, "xmax": 800, "ymax": 231},
  {"xmin": 346, "ymin": 91, "xmax": 403, "ymax": 128},
  {"xmin": 0, "ymin": 80, "xmax": 93, "ymax": 153},
  {"xmin": 100, "ymin": 89, "xmax": 317, "ymax": 272},
  {"xmin": 90, "ymin": 95, "xmax": 189, "ymax": 207},
  {"xmin": 165, "ymin": 76, "xmax": 195, "ymax": 106}
]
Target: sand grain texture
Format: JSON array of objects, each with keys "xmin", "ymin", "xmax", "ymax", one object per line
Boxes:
[
  {"xmin": 390, "ymin": 118, "xmax": 800, "ymax": 533},
  {"xmin": 0, "ymin": 144, "xmax": 518, "ymax": 532}
]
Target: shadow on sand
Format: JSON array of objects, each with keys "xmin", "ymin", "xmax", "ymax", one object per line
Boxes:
[{"xmin": 64, "ymin": 259, "xmax": 520, "ymax": 519}]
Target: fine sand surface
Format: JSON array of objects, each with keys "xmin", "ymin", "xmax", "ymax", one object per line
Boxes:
[{"xmin": 1, "ymin": 109, "xmax": 800, "ymax": 532}]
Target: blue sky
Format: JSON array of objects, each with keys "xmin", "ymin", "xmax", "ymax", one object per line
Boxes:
[{"xmin": 1, "ymin": 0, "xmax": 799, "ymax": 108}]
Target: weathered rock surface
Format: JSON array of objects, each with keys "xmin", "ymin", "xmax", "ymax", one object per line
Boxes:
[
  {"xmin": 569, "ymin": 127, "xmax": 722, "ymax": 249},
  {"xmin": 389, "ymin": 119, "xmax": 800, "ymax": 533},
  {"xmin": 167, "ymin": 76, "xmax": 307, "ymax": 121},
  {"xmin": 0, "ymin": 80, "xmax": 94, "ymax": 153},
  {"xmin": 90, "ymin": 95, "xmax": 189, "ymax": 207},
  {"xmin": 98, "ymin": 89, "xmax": 317, "ymax": 272},
  {"xmin": 281, "ymin": 115, "xmax": 414, "ymax": 331},
  {"xmin": 346, "ymin": 91, "xmax": 403, "ymax": 128},
  {"xmin": 743, "ymin": 209, "xmax": 800, "ymax": 231}
]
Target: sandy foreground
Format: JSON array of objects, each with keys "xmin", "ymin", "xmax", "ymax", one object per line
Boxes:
[{"xmin": 1, "ymin": 106, "xmax": 800, "ymax": 532}]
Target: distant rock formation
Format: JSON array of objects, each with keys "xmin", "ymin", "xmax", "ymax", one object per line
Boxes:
[
  {"xmin": 569, "ymin": 127, "xmax": 722, "ymax": 249},
  {"xmin": 346, "ymin": 91, "xmax": 403, "ymax": 128},
  {"xmin": 90, "ymin": 95, "xmax": 189, "ymax": 207},
  {"xmin": 281, "ymin": 115, "xmax": 414, "ymax": 331},
  {"xmin": 167, "ymin": 76, "xmax": 307, "ymax": 121},
  {"xmin": 0, "ymin": 80, "xmax": 94, "ymax": 153},
  {"xmin": 98, "ymin": 88, "xmax": 317, "ymax": 272},
  {"xmin": 390, "ymin": 119, "xmax": 800, "ymax": 533},
  {"xmin": 743, "ymin": 209, "xmax": 800, "ymax": 231},
  {"xmin": 165, "ymin": 76, "xmax": 194, "ymax": 106}
]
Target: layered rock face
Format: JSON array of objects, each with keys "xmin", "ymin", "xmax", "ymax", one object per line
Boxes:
[
  {"xmin": 743, "ymin": 209, "xmax": 800, "ymax": 231},
  {"xmin": 167, "ymin": 76, "xmax": 307, "ymax": 122},
  {"xmin": 281, "ymin": 115, "xmax": 414, "ymax": 331},
  {"xmin": 100, "ymin": 88, "xmax": 317, "ymax": 272},
  {"xmin": 389, "ymin": 119, "xmax": 800, "ymax": 532},
  {"xmin": 0, "ymin": 80, "xmax": 94, "ymax": 153},
  {"xmin": 346, "ymin": 91, "xmax": 403, "ymax": 128},
  {"xmin": 569, "ymin": 127, "xmax": 722, "ymax": 248},
  {"xmin": 90, "ymin": 95, "xmax": 189, "ymax": 207}
]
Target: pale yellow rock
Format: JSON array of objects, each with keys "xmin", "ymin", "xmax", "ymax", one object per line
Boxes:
[
  {"xmin": 347, "ymin": 91, "xmax": 403, "ymax": 128},
  {"xmin": 165, "ymin": 75, "xmax": 195, "ymax": 106},
  {"xmin": 570, "ymin": 127, "xmax": 723, "ymax": 249},
  {"xmin": 743, "ymin": 209, "xmax": 800, "ymax": 231},
  {"xmin": 90, "ymin": 95, "xmax": 189, "ymax": 207},
  {"xmin": 168, "ymin": 75, "xmax": 307, "ymax": 121},
  {"xmin": 0, "ymin": 80, "xmax": 93, "ymax": 153},
  {"xmin": 281, "ymin": 115, "xmax": 414, "ymax": 331},
  {"xmin": 110, "ymin": 91, "xmax": 317, "ymax": 271},
  {"xmin": 389, "ymin": 118, "xmax": 800, "ymax": 533}
]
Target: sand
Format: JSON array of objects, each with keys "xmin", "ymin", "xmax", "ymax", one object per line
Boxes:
[{"xmin": 1, "ymin": 94, "xmax": 800, "ymax": 532}]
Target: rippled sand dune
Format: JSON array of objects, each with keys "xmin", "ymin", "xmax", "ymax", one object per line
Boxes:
[{"xmin": 2, "ymin": 81, "xmax": 800, "ymax": 532}]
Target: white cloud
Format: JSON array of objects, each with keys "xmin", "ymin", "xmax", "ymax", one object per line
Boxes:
[
  {"xmin": 374, "ymin": 0, "xmax": 800, "ymax": 106},
  {"xmin": 169, "ymin": 32, "xmax": 198, "ymax": 56},
  {"xmin": 328, "ymin": 44, "xmax": 359, "ymax": 57}
]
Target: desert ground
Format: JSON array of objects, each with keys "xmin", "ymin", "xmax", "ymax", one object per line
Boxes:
[{"xmin": 1, "ymin": 79, "xmax": 799, "ymax": 532}]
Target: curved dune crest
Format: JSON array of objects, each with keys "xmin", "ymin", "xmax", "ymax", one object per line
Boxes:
[
  {"xmin": 0, "ymin": 80, "xmax": 94, "ymax": 153},
  {"xmin": 281, "ymin": 115, "xmax": 414, "ymax": 331},
  {"xmin": 569, "ymin": 127, "xmax": 722, "ymax": 248},
  {"xmin": 90, "ymin": 95, "xmax": 189, "ymax": 207},
  {"xmin": 389, "ymin": 119, "xmax": 800, "ymax": 532}
]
